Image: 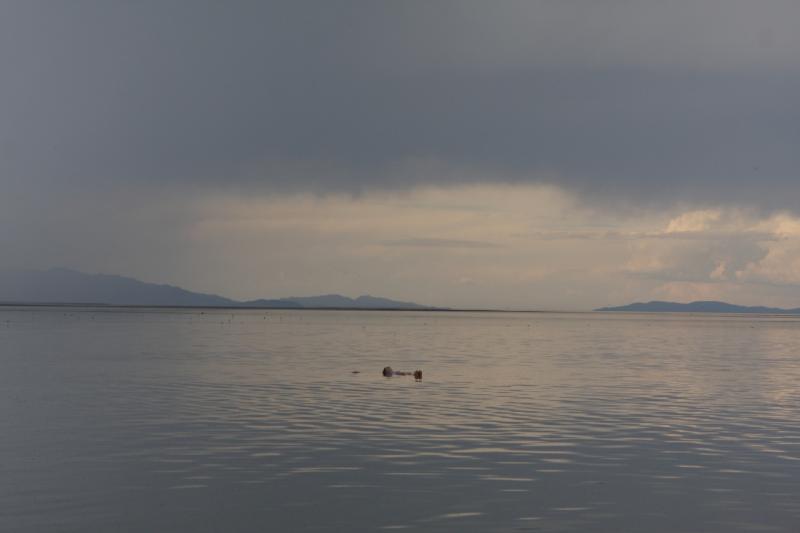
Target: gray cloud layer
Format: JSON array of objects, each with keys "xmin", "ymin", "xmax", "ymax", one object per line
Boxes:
[{"xmin": 2, "ymin": 1, "xmax": 800, "ymax": 210}]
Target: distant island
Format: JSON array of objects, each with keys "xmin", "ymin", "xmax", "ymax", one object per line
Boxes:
[
  {"xmin": 596, "ymin": 300, "xmax": 800, "ymax": 315},
  {"xmin": 0, "ymin": 268, "xmax": 435, "ymax": 310}
]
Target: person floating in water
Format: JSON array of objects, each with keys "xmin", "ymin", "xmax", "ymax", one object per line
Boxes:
[{"xmin": 382, "ymin": 366, "xmax": 422, "ymax": 380}]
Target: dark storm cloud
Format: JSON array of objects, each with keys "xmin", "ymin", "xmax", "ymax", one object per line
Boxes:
[{"xmin": 2, "ymin": 1, "xmax": 800, "ymax": 208}]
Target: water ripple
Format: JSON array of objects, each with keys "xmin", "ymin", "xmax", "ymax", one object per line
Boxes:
[{"xmin": 3, "ymin": 308, "xmax": 800, "ymax": 531}]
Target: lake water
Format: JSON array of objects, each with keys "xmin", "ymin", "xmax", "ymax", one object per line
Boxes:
[{"xmin": 2, "ymin": 307, "xmax": 800, "ymax": 532}]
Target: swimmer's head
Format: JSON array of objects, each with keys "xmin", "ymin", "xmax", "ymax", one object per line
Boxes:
[{"xmin": 382, "ymin": 366, "xmax": 393, "ymax": 377}]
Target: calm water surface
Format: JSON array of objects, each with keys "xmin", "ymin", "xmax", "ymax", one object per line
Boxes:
[{"xmin": 2, "ymin": 308, "xmax": 800, "ymax": 532}]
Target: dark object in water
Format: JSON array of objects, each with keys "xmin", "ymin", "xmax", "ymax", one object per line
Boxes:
[
  {"xmin": 351, "ymin": 371, "xmax": 360, "ymax": 374},
  {"xmin": 382, "ymin": 366, "xmax": 422, "ymax": 380}
]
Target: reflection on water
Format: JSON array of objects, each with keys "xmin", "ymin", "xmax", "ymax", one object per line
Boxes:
[{"xmin": 2, "ymin": 308, "xmax": 800, "ymax": 532}]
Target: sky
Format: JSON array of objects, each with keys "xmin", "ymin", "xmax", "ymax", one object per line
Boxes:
[{"xmin": 2, "ymin": 1, "xmax": 800, "ymax": 310}]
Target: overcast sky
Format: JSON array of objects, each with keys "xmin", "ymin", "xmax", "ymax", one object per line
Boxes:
[{"xmin": 3, "ymin": 1, "xmax": 800, "ymax": 309}]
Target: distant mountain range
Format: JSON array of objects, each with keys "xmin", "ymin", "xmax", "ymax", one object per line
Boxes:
[
  {"xmin": 0, "ymin": 268, "xmax": 433, "ymax": 309},
  {"xmin": 596, "ymin": 300, "xmax": 800, "ymax": 314}
]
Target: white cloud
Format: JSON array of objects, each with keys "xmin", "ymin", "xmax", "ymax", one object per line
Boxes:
[
  {"xmin": 736, "ymin": 240, "xmax": 800, "ymax": 285},
  {"xmin": 710, "ymin": 260, "xmax": 728, "ymax": 280},
  {"xmin": 624, "ymin": 208, "xmax": 800, "ymax": 303},
  {"xmin": 665, "ymin": 209, "xmax": 721, "ymax": 233}
]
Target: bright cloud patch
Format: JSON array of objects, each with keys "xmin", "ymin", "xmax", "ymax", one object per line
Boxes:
[
  {"xmin": 6, "ymin": 184, "xmax": 800, "ymax": 310},
  {"xmin": 188, "ymin": 191, "xmax": 800, "ymax": 308}
]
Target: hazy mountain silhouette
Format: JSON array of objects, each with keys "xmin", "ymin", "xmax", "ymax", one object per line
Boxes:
[
  {"xmin": 282, "ymin": 294, "xmax": 428, "ymax": 309},
  {"xmin": 596, "ymin": 300, "xmax": 800, "ymax": 314},
  {"xmin": 240, "ymin": 298, "xmax": 303, "ymax": 309},
  {"xmin": 0, "ymin": 268, "xmax": 431, "ymax": 309},
  {"xmin": 0, "ymin": 268, "xmax": 236, "ymax": 307}
]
